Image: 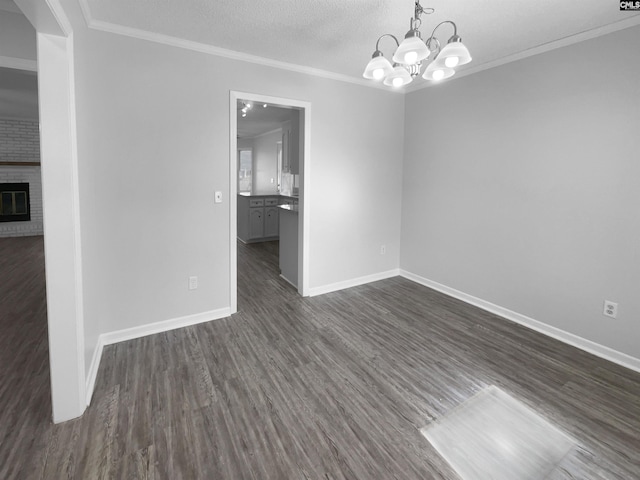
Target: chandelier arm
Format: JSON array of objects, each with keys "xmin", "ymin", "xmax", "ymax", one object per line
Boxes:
[
  {"xmin": 375, "ymin": 33, "xmax": 400, "ymax": 53},
  {"xmin": 426, "ymin": 20, "xmax": 458, "ymax": 44},
  {"xmin": 425, "ymin": 37, "xmax": 441, "ymax": 57}
]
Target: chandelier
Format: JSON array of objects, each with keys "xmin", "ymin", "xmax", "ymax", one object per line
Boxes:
[{"xmin": 363, "ymin": 0, "xmax": 471, "ymax": 87}]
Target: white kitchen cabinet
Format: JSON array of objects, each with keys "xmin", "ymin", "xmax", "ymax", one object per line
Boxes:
[
  {"xmin": 264, "ymin": 206, "xmax": 279, "ymax": 237},
  {"xmin": 249, "ymin": 208, "xmax": 264, "ymax": 239},
  {"xmin": 237, "ymin": 195, "xmax": 280, "ymax": 243}
]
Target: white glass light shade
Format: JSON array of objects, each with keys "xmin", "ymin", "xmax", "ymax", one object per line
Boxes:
[
  {"xmin": 383, "ymin": 65, "xmax": 413, "ymax": 87},
  {"xmin": 422, "ymin": 62, "xmax": 455, "ymax": 81},
  {"xmin": 363, "ymin": 54, "xmax": 394, "ymax": 80},
  {"xmin": 434, "ymin": 40, "xmax": 472, "ymax": 68},
  {"xmin": 392, "ymin": 34, "xmax": 430, "ymax": 65}
]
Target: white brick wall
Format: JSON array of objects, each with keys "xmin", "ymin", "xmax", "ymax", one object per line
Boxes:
[
  {"xmin": 0, "ymin": 118, "xmax": 43, "ymax": 237},
  {"xmin": 0, "ymin": 118, "xmax": 41, "ymax": 162}
]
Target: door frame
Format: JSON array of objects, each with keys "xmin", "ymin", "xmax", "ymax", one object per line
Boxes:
[
  {"xmin": 229, "ymin": 91, "xmax": 311, "ymax": 313},
  {"xmin": 12, "ymin": 0, "xmax": 87, "ymax": 423}
]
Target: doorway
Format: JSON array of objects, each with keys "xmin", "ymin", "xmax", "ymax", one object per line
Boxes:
[
  {"xmin": 229, "ymin": 92, "xmax": 310, "ymax": 314},
  {"xmin": 10, "ymin": 1, "xmax": 87, "ymax": 423},
  {"xmin": 0, "ymin": 64, "xmax": 53, "ymax": 446}
]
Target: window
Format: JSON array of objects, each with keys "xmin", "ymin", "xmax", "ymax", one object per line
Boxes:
[{"xmin": 238, "ymin": 148, "xmax": 252, "ymax": 193}]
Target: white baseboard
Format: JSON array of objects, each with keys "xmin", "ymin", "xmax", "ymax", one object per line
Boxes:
[
  {"xmin": 308, "ymin": 269, "xmax": 400, "ymax": 297},
  {"xmin": 400, "ymin": 270, "xmax": 640, "ymax": 374},
  {"xmin": 85, "ymin": 336, "xmax": 104, "ymax": 406},
  {"xmin": 84, "ymin": 307, "xmax": 231, "ymax": 406},
  {"xmin": 100, "ymin": 308, "xmax": 232, "ymax": 346}
]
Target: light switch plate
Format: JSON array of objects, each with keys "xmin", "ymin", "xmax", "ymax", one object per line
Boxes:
[{"xmin": 214, "ymin": 191, "xmax": 223, "ymax": 203}]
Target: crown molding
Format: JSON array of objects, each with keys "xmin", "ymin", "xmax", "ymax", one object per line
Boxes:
[
  {"xmin": 405, "ymin": 14, "xmax": 640, "ymax": 93},
  {"xmin": 76, "ymin": 1, "xmax": 640, "ymax": 95},
  {"xmin": 77, "ymin": 0, "xmax": 399, "ymax": 93}
]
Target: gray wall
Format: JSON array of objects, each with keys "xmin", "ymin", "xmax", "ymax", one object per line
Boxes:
[
  {"xmin": 58, "ymin": 0, "xmax": 404, "ymax": 375},
  {"xmin": 401, "ymin": 26, "xmax": 640, "ymax": 359}
]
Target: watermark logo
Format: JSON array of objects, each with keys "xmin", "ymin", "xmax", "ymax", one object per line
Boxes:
[{"xmin": 620, "ymin": 1, "xmax": 640, "ymax": 10}]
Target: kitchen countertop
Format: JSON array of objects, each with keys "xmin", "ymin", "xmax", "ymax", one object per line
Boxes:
[
  {"xmin": 239, "ymin": 191, "xmax": 299, "ymax": 199},
  {"xmin": 278, "ymin": 204, "xmax": 299, "ymax": 213}
]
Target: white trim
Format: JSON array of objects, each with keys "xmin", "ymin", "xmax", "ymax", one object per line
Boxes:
[
  {"xmin": 77, "ymin": 0, "xmax": 640, "ymax": 94},
  {"xmin": 100, "ymin": 308, "xmax": 231, "ymax": 346},
  {"xmin": 229, "ymin": 94, "xmax": 238, "ymax": 314},
  {"xmin": 74, "ymin": 0, "xmax": 390, "ymax": 92},
  {"xmin": 299, "ymin": 103, "xmax": 311, "ymax": 297},
  {"xmin": 84, "ymin": 308, "xmax": 231, "ymax": 405},
  {"xmin": 308, "ymin": 269, "xmax": 400, "ymax": 297},
  {"xmin": 77, "ymin": 0, "xmax": 92, "ymax": 27},
  {"xmin": 63, "ymin": 31, "xmax": 87, "ymax": 414},
  {"xmin": 405, "ymin": 15, "xmax": 640, "ymax": 93},
  {"xmin": 0, "ymin": 56, "xmax": 37, "ymax": 71},
  {"xmin": 45, "ymin": 0, "xmax": 73, "ymax": 36},
  {"xmin": 230, "ymin": 91, "xmax": 311, "ymax": 303},
  {"xmin": 400, "ymin": 270, "xmax": 640, "ymax": 374},
  {"xmin": 85, "ymin": 336, "xmax": 104, "ymax": 406}
]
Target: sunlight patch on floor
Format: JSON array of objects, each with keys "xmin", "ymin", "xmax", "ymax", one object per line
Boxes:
[{"xmin": 421, "ymin": 386, "xmax": 576, "ymax": 480}]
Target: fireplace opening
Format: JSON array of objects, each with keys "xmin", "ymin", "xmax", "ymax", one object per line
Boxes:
[{"xmin": 0, "ymin": 183, "xmax": 31, "ymax": 223}]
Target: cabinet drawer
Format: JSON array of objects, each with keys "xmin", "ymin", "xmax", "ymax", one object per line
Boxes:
[
  {"xmin": 249, "ymin": 198, "xmax": 264, "ymax": 207},
  {"xmin": 265, "ymin": 197, "xmax": 279, "ymax": 206}
]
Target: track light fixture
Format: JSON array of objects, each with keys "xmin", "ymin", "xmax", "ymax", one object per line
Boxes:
[
  {"xmin": 240, "ymin": 101, "xmax": 268, "ymax": 118},
  {"xmin": 363, "ymin": 0, "xmax": 471, "ymax": 88}
]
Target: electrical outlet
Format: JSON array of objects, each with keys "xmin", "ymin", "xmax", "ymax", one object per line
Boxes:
[
  {"xmin": 380, "ymin": 245, "xmax": 386, "ymax": 255},
  {"xmin": 189, "ymin": 276, "xmax": 198, "ymax": 290},
  {"xmin": 603, "ymin": 300, "xmax": 618, "ymax": 319}
]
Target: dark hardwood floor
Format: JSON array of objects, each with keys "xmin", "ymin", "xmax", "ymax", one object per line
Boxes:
[{"xmin": 1, "ymin": 236, "xmax": 640, "ymax": 479}]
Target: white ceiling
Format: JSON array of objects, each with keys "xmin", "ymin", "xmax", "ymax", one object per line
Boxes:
[
  {"xmin": 237, "ymin": 101, "xmax": 295, "ymax": 139},
  {"xmin": 82, "ymin": 0, "xmax": 640, "ymax": 89}
]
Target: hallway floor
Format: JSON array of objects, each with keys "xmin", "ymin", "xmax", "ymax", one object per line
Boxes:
[{"xmin": 1, "ymin": 237, "xmax": 640, "ymax": 479}]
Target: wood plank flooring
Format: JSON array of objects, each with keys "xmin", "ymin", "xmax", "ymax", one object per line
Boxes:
[{"xmin": 1, "ymin": 236, "xmax": 640, "ymax": 479}]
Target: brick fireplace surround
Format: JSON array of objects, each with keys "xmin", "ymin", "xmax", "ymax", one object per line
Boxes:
[{"xmin": 0, "ymin": 118, "xmax": 43, "ymax": 237}]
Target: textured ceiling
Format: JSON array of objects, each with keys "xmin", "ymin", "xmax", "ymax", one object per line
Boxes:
[{"xmin": 82, "ymin": 0, "xmax": 640, "ymax": 88}]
